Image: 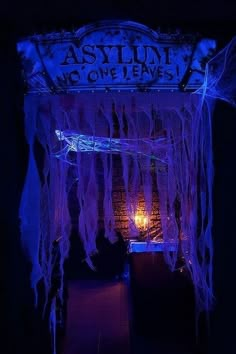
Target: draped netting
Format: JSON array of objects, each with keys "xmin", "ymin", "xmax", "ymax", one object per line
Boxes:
[{"xmin": 19, "ymin": 92, "xmax": 215, "ymax": 320}]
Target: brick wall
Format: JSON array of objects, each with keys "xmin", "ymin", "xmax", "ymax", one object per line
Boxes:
[
  {"xmin": 110, "ymin": 155, "xmax": 161, "ymax": 238},
  {"xmin": 68, "ymin": 154, "xmax": 162, "ymax": 240}
]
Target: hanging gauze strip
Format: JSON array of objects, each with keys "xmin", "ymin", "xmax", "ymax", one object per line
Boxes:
[{"xmin": 19, "ymin": 96, "xmax": 42, "ymax": 305}]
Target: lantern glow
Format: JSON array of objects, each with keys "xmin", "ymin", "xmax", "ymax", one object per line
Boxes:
[{"xmin": 135, "ymin": 214, "xmax": 148, "ymax": 230}]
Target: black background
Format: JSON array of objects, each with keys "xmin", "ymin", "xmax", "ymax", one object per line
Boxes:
[{"xmin": 1, "ymin": 1, "xmax": 236, "ymax": 354}]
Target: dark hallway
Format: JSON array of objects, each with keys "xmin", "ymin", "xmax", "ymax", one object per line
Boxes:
[{"xmin": 57, "ymin": 251, "xmax": 203, "ymax": 354}]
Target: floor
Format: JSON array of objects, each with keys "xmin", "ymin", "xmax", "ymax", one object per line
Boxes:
[
  {"xmin": 59, "ymin": 254, "xmax": 206, "ymax": 354},
  {"xmin": 61, "ymin": 279, "xmax": 130, "ymax": 354},
  {"xmin": 59, "ymin": 278, "xmax": 200, "ymax": 354}
]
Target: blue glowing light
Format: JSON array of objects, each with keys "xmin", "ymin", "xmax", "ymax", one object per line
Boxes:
[{"xmin": 128, "ymin": 240, "xmax": 178, "ymax": 253}]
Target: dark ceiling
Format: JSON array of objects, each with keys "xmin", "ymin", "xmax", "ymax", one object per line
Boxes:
[{"xmin": 1, "ymin": 0, "xmax": 236, "ymax": 41}]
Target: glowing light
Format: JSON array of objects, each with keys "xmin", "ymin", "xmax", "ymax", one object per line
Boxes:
[
  {"xmin": 135, "ymin": 213, "xmax": 148, "ymax": 230},
  {"xmin": 129, "ymin": 240, "xmax": 178, "ymax": 253}
]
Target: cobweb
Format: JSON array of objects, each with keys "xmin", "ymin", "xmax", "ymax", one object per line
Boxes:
[{"xmin": 195, "ymin": 36, "xmax": 236, "ymax": 107}]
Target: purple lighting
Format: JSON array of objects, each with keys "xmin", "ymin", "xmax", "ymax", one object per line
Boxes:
[{"xmin": 18, "ymin": 22, "xmax": 236, "ymax": 352}]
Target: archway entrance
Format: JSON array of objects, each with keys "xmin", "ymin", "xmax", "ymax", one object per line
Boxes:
[{"xmin": 18, "ymin": 20, "xmax": 219, "ymax": 354}]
